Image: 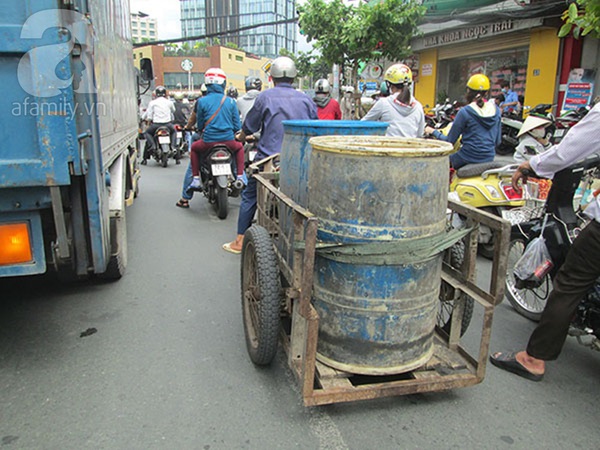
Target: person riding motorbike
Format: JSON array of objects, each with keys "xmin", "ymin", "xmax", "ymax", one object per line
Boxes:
[
  {"xmin": 313, "ymin": 79, "xmax": 342, "ymax": 120},
  {"xmin": 425, "ymin": 74, "xmax": 501, "ymax": 169},
  {"xmin": 222, "ymin": 56, "xmax": 318, "ymax": 254},
  {"xmin": 499, "ymin": 79, "xmax": 519, "ymax": 114},
  {"xmin": 490, "ymin": 102, "xmax": 600, "ymax": 382},
  {"xmin": 173, "ymin": 92, "xmax": 192, "ymax": 152},
  {"xmin": 513, "ymin": 115, "xmax": 553, "ymax": 163},
  {"xmin": 141, "ymin": 85, "xmax": 176, "ymax": 165},
  {"xmin": 237, "ymin": 77, "xmax": 262, "ymax": 124},
  {"xmin": 227, "ymin": 85, "xmax": 238, "ymax": 99},
  {"xmin": 183, "ymin": 68, "xmax": 245, "ymax": 193},
  {"xmin": 361, "ymin": 63, "xmax": 425, "ymax": 137}
]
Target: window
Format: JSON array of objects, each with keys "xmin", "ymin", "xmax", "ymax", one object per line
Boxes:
[{"xmin": 235, "ymin": 55, "xmax": 243, "ymax": 63}]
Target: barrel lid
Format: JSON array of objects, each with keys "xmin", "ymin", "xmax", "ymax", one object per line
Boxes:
[{"xmin": 308, "ymin": 136, "xmax": 455, "ymax": 157}]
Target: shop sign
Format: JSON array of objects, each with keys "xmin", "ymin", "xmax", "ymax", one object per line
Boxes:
[
  {"xmin": 422, "ymin": 64, "xmax": 433, "ymax": 76},
  {"xmin": 561, "ymin": 68, "xmax": 596, "ymax": 112},
  {"xmin": 413, "ymin": 18, "xmax": 543, "ymax": 51}
]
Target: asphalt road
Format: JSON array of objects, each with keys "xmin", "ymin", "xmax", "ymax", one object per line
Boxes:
[{"xmin": 1, "ymin": 157, "xmax": 598, "ymax": 449}]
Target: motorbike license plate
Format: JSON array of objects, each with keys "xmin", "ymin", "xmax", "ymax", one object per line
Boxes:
[
  {"xmin": 249, "ymin": 150, "xmax": 257, "ymax": 161},
  {"xmin": 211, "ymin": 163, "xmax": 231, "ymax": 176},
  {"xmin": 176, "ymin": 132, "xmax": 182, "ymax": 139},
  {"xmin": 158, "ymin": 136, "xmax": 170, "ymax": 144},
  {"xmin": 553, "ymin": 129, "xmax": 565, "ymax": 137}
]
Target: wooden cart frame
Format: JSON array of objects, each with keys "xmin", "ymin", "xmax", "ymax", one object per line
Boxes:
[{"xmin": 245, "ymin": 168, "xmax": 510, "ymax": 407}]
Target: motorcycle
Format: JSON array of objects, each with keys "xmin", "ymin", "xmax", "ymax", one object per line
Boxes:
[
  {"xmin": 173, "ymin": 124, "xmax": 188, "ymax": 164},
  {"xmin": 425, "ymin": 99, "xmax": 460, "ymax": 134},
  {"xmin": 504, "ymin": 153, "xmax": 600, "ymax": 351},
  {"xmin": 449, "ymin": 161, "xmax": 524, "ymax": 258},
  {"xmin": 193, "ymin": 144, "xmax": 245, "ymax": 220},
  {"xmin": 150, "ymin": 126, "xmax": 175, "ymax": 167},
  {"xmin": 552, "ymin": 106, "xmax": 590, "ymax": 145}
]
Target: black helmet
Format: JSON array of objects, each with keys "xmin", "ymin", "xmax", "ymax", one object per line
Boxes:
[
  {"xmin": 227, "ymin": 86, "xmax": 238, "ymax": 99},
  {"xmin": 245, "ymin": 77, "xmax": 262, "ymax": 92},
  {"xmin": 155, "ymin": 85, "xmax": 167, "ymax": 97}
]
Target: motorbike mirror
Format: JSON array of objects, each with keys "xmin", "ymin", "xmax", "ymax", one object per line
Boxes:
[{"xmin": 139, "ymin": 58, "xmax": 154, "ymax": 82}]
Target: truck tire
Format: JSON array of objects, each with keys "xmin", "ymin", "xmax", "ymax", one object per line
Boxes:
[
  {"xmin": 241, "ymin": 225, "xmax": 281, "ymax": 366},
  {"xmin": 99, "ymin": 208, "xmax": 127, "ymax": 280}
]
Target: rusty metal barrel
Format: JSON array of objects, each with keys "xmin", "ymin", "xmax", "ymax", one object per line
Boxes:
[
  {"xmin": 307, "ymin": 136, "xmax": 455, "ymax": 375},
  {"xmin": 279, "ymin": 120, "xmax": 388, "ymax": 208}
]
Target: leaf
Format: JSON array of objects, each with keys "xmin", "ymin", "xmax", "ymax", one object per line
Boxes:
[
  {"xmin": 558, "ymin": 22, "xmax": 572, "ymax": 37},
  {"xmin": 569, "ymin": 2, "xmax": 579, "ymax": 20}
]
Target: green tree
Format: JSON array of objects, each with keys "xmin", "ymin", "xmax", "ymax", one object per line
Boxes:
[
  {"xmin": 298, "ymin": 0, "xmax": 424, "ymax": 90},
  {"xmin": 559, "ymin": 0, "xmax": 600, "ymax": 38}
]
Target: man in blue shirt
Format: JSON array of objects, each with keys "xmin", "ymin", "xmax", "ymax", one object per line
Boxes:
[
  {"xmin": 222, "ymin": 56, "xmax": 318, "ymax": 254},
  {"xmin": 499, "ymin": 80, "xmax": 519, "ymax": 114}
]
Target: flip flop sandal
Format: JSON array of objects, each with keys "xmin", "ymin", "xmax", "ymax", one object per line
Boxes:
[
  {"xmin": 175, "ymin": 199, "xmax": 190, "ymax": 208},
  {"xmin": 489, "ymin": 352, "xmax": 544, "ymax": 382},
  {"xmin": 222, "ymin": 242, "xmax": 241, "ymax": 255}
]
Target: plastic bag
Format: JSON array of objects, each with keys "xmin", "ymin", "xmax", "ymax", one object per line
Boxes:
[{"xmin": 513, "ymin": 236, "xmax": 554, "ymax": 289}]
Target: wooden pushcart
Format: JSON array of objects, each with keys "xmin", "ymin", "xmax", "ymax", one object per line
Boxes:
[{"xmin": 241, "ymin": 162, "xmax": 510, "ymax": 407}]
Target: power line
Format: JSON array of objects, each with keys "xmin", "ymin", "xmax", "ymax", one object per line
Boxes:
[{"xmin": 133, "ymin": 18, "xmax": 298, "ymax": 48}]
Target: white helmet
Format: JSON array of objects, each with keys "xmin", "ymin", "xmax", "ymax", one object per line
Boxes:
[
  {"xmin": 517, "ymin": 115, "xmax": 553, "ymax": 138},
  {"xmin": 204, "ymin": 68, "xmax": 227, "ymax": 85},
  {"xmin": 269, "ymin": 56, "xmax": 297, "ymax": 79},
  {"xmin": 314, "ymin": 79, "xmax": 330, "ymax": 94}
]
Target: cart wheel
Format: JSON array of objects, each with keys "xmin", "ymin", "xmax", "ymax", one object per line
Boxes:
[
  {"xmin": 438, "ymin": 239, "xmax": 473, "ymax": 336},
  {"xmin": 241, "ymin": 225, "xmax": 281, "ymax": 365}
]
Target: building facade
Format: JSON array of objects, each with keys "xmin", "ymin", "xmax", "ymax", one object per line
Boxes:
[
  {"xmin": 130, "ymin": 12, "xmax": 157, "ymax": 43},
  {"xmin": 133, "ymin": 44, "xmax": 272, "ymax": 96},
  {"xmin": 179, "ymin": 0, "xmax": 297, "ymax": 58},
  {"xmin": 411, "ymin": 0, "xmax": 596, "ymax": 114}
]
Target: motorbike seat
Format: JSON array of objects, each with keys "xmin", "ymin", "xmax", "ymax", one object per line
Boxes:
[{"xmin": 456, "ymin": 161, "xmax": 505, "ymax": 178}]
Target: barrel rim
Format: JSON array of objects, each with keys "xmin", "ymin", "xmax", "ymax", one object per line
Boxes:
[
  {"xmin": 309, "ymin": 136, "xmax": 455, "ymax": 157},
  {"xmin": 282, "ymin": 119, "xmax": 388, "ymax": 129}
]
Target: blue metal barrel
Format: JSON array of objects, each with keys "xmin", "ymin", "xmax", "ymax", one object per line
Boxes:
[
  {"xmin": 279, "ymin": 120, "xmax": 388, "ymax": 208},
  {"xmin": 307, "ymin": 136, "xmax": 455, "ymax": 375}
]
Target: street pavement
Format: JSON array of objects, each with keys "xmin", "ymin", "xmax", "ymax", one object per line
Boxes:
[{"xmin": 0, "ymin": 156, "xmax": 598, "ymax": 449}]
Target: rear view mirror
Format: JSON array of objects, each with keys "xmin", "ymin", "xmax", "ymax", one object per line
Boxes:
[{"xmin": 140, "ymin": 58, "xmax": 154, "ymax": 82}]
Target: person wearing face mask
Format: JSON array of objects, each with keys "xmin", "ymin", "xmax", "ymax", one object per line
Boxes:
[
  {"xmin": 499, "ymin": 80, "xmax": 519, "ymax": 114},
  {"xmin": 361, "ymin": 64, "xmax": 425, "ymax": 137},
  {"xmin": 513, "ymin": 115, "xmax": 553, "ymax": 162}
]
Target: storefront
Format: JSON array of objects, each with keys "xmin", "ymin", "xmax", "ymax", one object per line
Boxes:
[{"xmin": 412, "ymin": 18, "xmax": 561, "ymax": 112}]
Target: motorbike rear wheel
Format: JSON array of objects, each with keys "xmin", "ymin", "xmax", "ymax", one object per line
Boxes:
[
  {"xmin": 504, "ymin": 238, "xmax": 549, "ymax": 321},
  {"xmin": 161, "ymin": 145, "xmax": 169, "ymax": 167},
  {"xmin": 241, "ymin": 225, "xmax": 281, "ymax": 366},
  {"xmin": 215, "ymin": 185, "xmax": 228, "ymax": 219}
]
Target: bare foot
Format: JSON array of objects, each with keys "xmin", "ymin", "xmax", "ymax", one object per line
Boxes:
[{"xmin": 515, "ymin": 351, "xmax": 545, "ymax": 375}]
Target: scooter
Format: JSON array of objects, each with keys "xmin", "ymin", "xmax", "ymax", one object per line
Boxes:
[
  {"xmin": 195, "ymin": 144, "xmax": 245, "ymax": 220},
  {"xmin": 449, "ymin": 161, "xmax": 524, "ymax": 258},
  {"xmin": 504, "ymin": 153, "xmax": 600, "ymax": 352},
  {"xmin": 150, "ymin": 126, "xmax": 175, "ymax": 167},
  {"xmin": 173, "ymin": 124, "xmax": 188, "ymax": 164}
]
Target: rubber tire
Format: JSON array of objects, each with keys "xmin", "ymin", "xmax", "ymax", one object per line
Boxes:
[
  {"xmin": 98, "ymin": 209, "xmax": 127, "ymax": 280},
  {"xmin": 438, "ymin": 240, "xmax": 474, "ymax": 336},
  {"xmin": 504, "ymin": 238, "xmax": 548, "ymax": 321},
  {"xmin": 477, "ymin": 207, "xmax": 498, "ymax": 260},
  {"xmin": 161, "ymin": 145, "xmax": 169, "ymax": 167},
  {"xmin": 215, "ymin": 185, "xmax": 228, "ymax": 220},
  {"xmin": 241, "ymin": 225, "xmax": 281, "ymax": 366}
]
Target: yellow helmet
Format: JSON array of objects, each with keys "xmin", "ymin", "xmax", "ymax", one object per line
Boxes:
[
  {"xmin": 467, "ymin": 74, "xmax": 490, "ymax": 91},
  {"xmin": 384, "ymin": 64, "xmax": 413, "ymax": 85}
]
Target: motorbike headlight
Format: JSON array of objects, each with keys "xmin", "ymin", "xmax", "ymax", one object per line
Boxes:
[{"xmin": 485, "ymin": 185, "xmax": 502, "ymax": 199}]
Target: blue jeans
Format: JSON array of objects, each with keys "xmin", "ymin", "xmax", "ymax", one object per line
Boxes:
[
  {"xmin": 237, "ymin": 175, "xmax": 257, "ymax": 235},
  {"xmin": 181, "ymin": 162, "xmax": 194, "ymax": 201}
]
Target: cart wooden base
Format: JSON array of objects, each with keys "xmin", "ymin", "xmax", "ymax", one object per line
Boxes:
[{"xmin": 242, "ymin": 170, "xmax": 510, "ymax": 407}]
